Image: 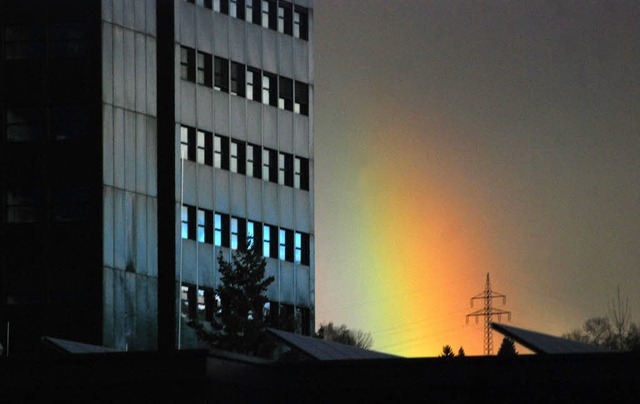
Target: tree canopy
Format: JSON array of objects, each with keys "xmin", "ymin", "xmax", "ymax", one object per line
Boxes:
[
  {"xmin": 316, "ymin": 322, "xmax": 373, "ymax": 350},
  {"xmin": 497, "ymin": 337, "xmax": 518, "ymax": 356},
  {"xmin": 189, "ymin": 244, "xmax": 274, "ymax": 355}
]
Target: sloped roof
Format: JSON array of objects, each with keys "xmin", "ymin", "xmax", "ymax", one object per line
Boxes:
[
  {"xmin": 267, "ymin": 328, "xmax": 399, "ymax": 360},
  {"xmin": 42, "ymin": 336, "xmax": 121, "ymax": 354},
  {"xmin": 491, "ymin": 323, "xmax": 610, "ymax": 354}
]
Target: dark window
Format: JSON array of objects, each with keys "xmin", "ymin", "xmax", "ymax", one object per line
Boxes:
[
  {"xmin": 197, "ymin": 51, "xmax": 212, "ymax": 87},
  {"xmin": 279, "ymin": 152, "xmax": 293, "ymax": 187},
  {"xmin": 246, "ymin": 0, "xmax": 261, "ymax": 25},
  {"xmin": 284, "ymin": 228, "xmax": 294, "ymax": 262},
  {"xmin": 6, "ymin": 188, "xmax": 43, "ymax": 223},
  {"xmin": 214, "ymin": 0, "xmax": 229, "ymax": 14},
  {"xmin": 278, "ymin": 2, "xmax": 293, "ymax": 35},
  {"xmin": 279, "ymin": 77, "xmax": 293, "ymax": 111},
  {"xmin": 295, "ymin": 81, "xmax": 309, "ymax": 116},
  {"xmin": 298, "ymin": 307, "xmax": 311, "ymax": 335},
  {"xmin": 50, "ymin": 23, "xmax": 87, "ymax": 59},
  {"xmin": 197, "ymin": 129, "xmax": 213, "ymax": 165},
  {"xmin": 229, "ymin": 0, "xmax": 244, "ymax": 18},
  {"xmin": 3, "ymin": 24, "xmax": 45, "ymax": 60},
  {"xmin": 214, "ymin": 212, "xmax": 231, "ymax": 247},
  {"xmin": 5, "ymin": 107, "xmax": 45, "ymax": 143},
  {"xmin": 52, "ymin": 187, "xmax": 89, "ymax": 222},
  {"xmin": 52, "ymin": 106, "xmax": 89, "ymax": 141},
  {"xmin": 230, "ymin": 140, "xmax": 246, "ymax": 174},
  {"xmin": 180, "ymin": 46, "xmax": 196, "ymax": 82},
  {"xmin": 247, "ymin": 220, "xmax": 262, "ymax": 254},
  {"xmin": 230, "ymin": 62, "xmax": 246, "ymax": 96},
  {"xmin": 294, "ymin": 156, "xmax": 309, "ymax": 190},
  {"xmin": 214, "ymin": 56, "xmax": 229, "ymax": 92},
  {"xmin": 301, "ymin": 232, "xmax": 310, "ymax": 266}
]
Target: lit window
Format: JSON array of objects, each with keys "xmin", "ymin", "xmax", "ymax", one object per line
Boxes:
[
  {"xmin": 247, "ymin": 220, "xmax": 255, "ymax": 242},
  {"xmin": 262, "ymin": 74, "xmax": 270, "ymax": 105},
  {"xmin": 246, "ymin": 0, "xmax": 254, "ymax": 23},
  {"xmin": 214, "ymin": 213, "xmax": 222, "ymax": 246},
  {"xmin": 263, "ymin": 225, "xmax": 271, "ymax": 258},
  {"xmin": 293, "ymin": 10, "xmax": 300, "ymax": 38},
  {"xmin": 231, "ymin": 217, "xmax": 239, "ymax": 249},
  {"xmin": 278, "ymin": 153, "xmax": 285, "ymax": 185},
  {"xmin": 294, "ymin": 232, "xmax": 302, "ymax": 264},
  {"xmin": 277, "ymin": 5, "xmax": 285, "ymax": 33},
  {"xmin": 181, "ymin": 285, "xmax": 190, "ymax": 317},
  {"xmin": 261, "ymin": 0, "xmax": 269, "ymax": 28},
  {"xmin": 213, "ymin": 0, "xmax": 220, "ymax": 12},
  {"xmin": 246, "ymin": 70, "xmax": 254, "ymax": 100},
  {"xmin": 229, "ymin": 0, "xmax": 238, "ymax": 18},
  {"xmin": 197, "ymin": 131, "xmax": 206, "ymax": 164},
  {"xmin": 197, "ymin": 288, "xmax": 206, "ymax": 320},
  {"xmin": 247, "ymin": 145, "xmax": 255, "ymax": 177},
  {"xmin": 181, "ymin": 206, "xmax": 189, "ymax": 239},
  {"xmin": 279, "ymin": 228, "xmax": 286, "ymax": 260},
  {"xmin": 197, "ymin": 209, "xmax": 206, "ymax": 242},
  {"xmin": 180, "ymin": 127, "xmax": 189, "ymax": 159},
  {"xmin": 214, "ymin": 135, "xmax": 222, "ymax": 168},
  {"xmin": 230, "ymin": 141, "xmax": 238, "ymax": 173}
]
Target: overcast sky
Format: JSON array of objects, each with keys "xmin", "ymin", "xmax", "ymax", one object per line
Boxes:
[{"xmin": 313, "ymin": 0, "xmax": 640, "ymax": 356}]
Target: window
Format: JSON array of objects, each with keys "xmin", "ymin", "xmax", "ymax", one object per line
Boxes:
[
  {"xmin": 294, "ymin": 232, "xmax": 302, "ymax": 264},
  {"xmin": 246, "ymin": 67, "xmax": 261, "ymax": 102},
  {"xmin": 277, "ymin": 4, "xmax": 285, "ymax": 33},
  {"xmin": 278, "ymin": 228, "xmax": 286, "ymax": 261},
  {"xmin": 181, "ymin": 205, "xmax": 196, "ymax": 240},
  {"xmin": 294, "ymin": 6, "xmax": 309, "ymax": 40},
  {"xmin": 214, "ymin": 56, "xmax": 229, "ymax": 92},
  {"xmin": 180, "ymin": 46, "xmax": 195, "ymax": 82},
  {"xmin": 197, "ymin": 209, "xmax": 206, "ymax": 242},
  {"xmin": 298, "ymin": 307, "xmax": 311, "ymax": 335},
  {"xmin": 230, "ymin": 62, "xmax": 245, "ymax": 96},
  {"xmin": 50, "ymin": 23, "xmax": 87, "ymax": 59},
  {"xmin": 230, "ymin": 140, "xmax": 245, "ymax": 174},
  {"xmin": 6, "ymin": 188, "xmax": 43, "ymax": 223},
  {"xmin": 180, "ymin": 125, "xmax": 195, "ymax": 161},
  {"xmin": 231, "ymin": 217, "xmax": 239, "ymax": 249},
  {"xmin": 181, "ymin": 285, "xmax": 190, "ymax": 318},
  {"xmin": 214, "ymin": 0, "xmax": 229, "ymax": 13},
  {"xmin": 214, "ymin": 213, "xmax": 223, "ymax": 246},
  {"xmin": 197, "ymin": 288, "xmax": 206, "ymax": 320},
  {"xmin": 214, "ymin": 135, "xmax": 229, "ymax": 170},
  {"xmin": 262, "ymin": 148, "xmax": 277, "ymax": 182},
  {"xmin": 247, "ymin": 220, "xmax": 255, "ymax": 244},
  {"xmin": 3, "ymin": 24, "xmax": 45, "ymax": 60},
  {"xmin": 246, "ymin": 143, "xmax": 262, "ymax": 178},
  {"xmin": 278, "ymin": 2, "xmax": 293, "ymax": 35},
  {"xmin": 197, "ymin": 130, "xmax": 206, "ymax": 164},
  {"xmin": 229, "ymin": 0, "xmax": 238, "ymax": 18},
  {"xmin": 52, "ymin": 106, "xmax": 89, "ymax": 141},
  {"xmin": 263, "ymin": 224, "xmax": 272, "ymax": 258},
  {"xmin": 5, "ymin": 107, "xmax": 45, "ymax": 143},
  {"xmin": 279, "ymin": 152, "xmax": 293, "ymax": 187},
  {"xmin": 261, "ymin": 0, "xmax": 270, "ymax": 28},
  {"xmin": 52, "ymin": 187, "xmax": 89, "ymax": 222},
  {"xmin": 279, "ymin": 77, "xmax": 293, "ymax": 111},
  {"xmin": 262, "ymin": 72, "xmax": 277, "ymax": 106},
  {"xmin": 295, "ymin": 81, "xmax": 309, "ymax": 115},
  {"xmin": 294, "ymin": 156, "xmax": 309, "ymax": 190},
  {"xmin": 197, "ymin": 51, "xmax": 212, "ymax": 87},
  {"xmin": 214, "ymin": 212, "xmax": 230, "ymax": 247}
]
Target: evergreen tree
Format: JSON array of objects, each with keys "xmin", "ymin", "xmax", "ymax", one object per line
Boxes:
[
  {"xmin": 497, "ymin": 337, "xmax": 518, "ymax": 356},
  {"xmin": 189, "ymin": 243, "xmax": 275, "ymax": 355},
  {"xmin": 439, "ymin": 345, "xmax": 455, "ymax": 358},
  {"xmin": 457, "ymin": 346, "xmax": 465, "ymax": 357}
]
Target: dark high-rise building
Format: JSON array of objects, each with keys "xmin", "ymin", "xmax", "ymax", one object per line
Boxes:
[{"xmin": 0, "ymin": 0, "xmax": 314, "ymax": 355}]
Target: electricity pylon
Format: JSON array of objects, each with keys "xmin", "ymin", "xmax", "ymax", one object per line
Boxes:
[{"xmin": 466, "ymin": 273, "xmax": 511, "ymax": 355}]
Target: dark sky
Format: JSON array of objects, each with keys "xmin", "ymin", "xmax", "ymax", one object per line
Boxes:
[{"xmin": 313, "ymin": 1, "xmax": 640, "ymax": 356}]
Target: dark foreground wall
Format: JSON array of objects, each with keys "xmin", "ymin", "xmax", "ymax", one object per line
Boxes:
[{"xmin": 2, "ymin": 350, "xmax": 639, "ymax": 403}]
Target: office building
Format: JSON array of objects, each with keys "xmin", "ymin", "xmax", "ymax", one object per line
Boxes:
[{"xmin": 0, "ymin": 0, "xmax": 314, "ymax": 354}]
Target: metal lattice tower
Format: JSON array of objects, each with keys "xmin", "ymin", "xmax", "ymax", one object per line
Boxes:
[{"xmin": 466, "ymin": 273, "xmax": 511, "ymax": 355}]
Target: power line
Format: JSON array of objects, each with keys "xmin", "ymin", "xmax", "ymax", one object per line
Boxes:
[{"xmin": 466, "ymin": 273, "xmax": 511, "ymax": 355}]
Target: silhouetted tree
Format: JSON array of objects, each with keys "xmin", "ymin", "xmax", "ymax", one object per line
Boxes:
[
  {"xmin": 457, "ymin": 346, "xmax": 465, "ymax": 357},
  {"xmin": 563, "ymin": 289, "xmax": 640, "ymax": 351},
  {"xmin": 316, "ymin": 322, "xmax": 373, "ymax": 349},
  {"xmin": 497, "ymin": 337, "xmax": 518, "ymax": 356},
  {"xmin": 439, "ymin": 345, "xmax": 455, "ymax": 358},
  {"xmin": 188, "ymin": 243, "xmax": 274, "ymax": 355}
]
